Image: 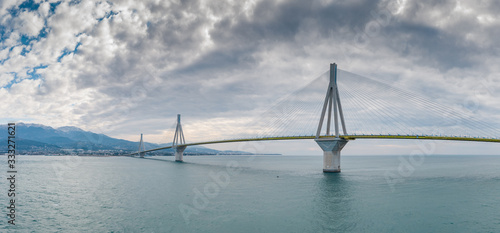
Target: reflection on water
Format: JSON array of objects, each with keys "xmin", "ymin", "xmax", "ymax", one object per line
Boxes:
[
  {"xmin": 2, "ymin": 155, "xmax": 500, "ymax": 232},
  {"xmin": 313, "ymin": 174, "xmax": 356, "ymax": 232}
]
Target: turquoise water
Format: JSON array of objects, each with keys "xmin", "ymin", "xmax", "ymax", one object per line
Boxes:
[{"xmin": 1, "ymin": 155, "xmax": 500, "ymax": 232}]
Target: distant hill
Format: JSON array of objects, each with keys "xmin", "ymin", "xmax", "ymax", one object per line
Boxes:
[{"xmin": 0, "ymin": 123, "xmax": 251, "ymax": 155}]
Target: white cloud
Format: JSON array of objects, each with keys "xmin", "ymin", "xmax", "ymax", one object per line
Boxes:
[
  {"xmin": 0, "ymin": 0, "xmax": 498, "ymax": 155},
  {"xmin": 38, "ymin": 1, "xmax": 50, "ymax": 18},
  {"xmin": 0, "ymin": 72, "xmax": 15, "ymax": 87},
  {"xmin": 16, "ymin": 10, "xmax": 44, "ymax": 37}
]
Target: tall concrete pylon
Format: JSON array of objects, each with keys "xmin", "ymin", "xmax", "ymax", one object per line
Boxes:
[
  {"xmin": 315, "ymin": 63, "xmax": 349, "ymax": 173},
  {"xmin": 173, "ymin": 114, "xmax": 186, "ymax": 162},
  {"xmin": 138, "ymin": 133, "xmax": 146, "ymax": 158}
]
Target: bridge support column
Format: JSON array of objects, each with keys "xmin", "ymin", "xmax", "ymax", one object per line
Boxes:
[
  {"xmin": 316, "ymin": 138, "xmax": 348, "ymax": 173},
  {"xmin": 172, "ymin": 114, "xmax": 186, "ymax": 162},
  {"xmin": 174, "ymin": 146, "xmax": 186, "ymax": 162},
  {"xmin": 315, "ymin": 63, "xmax": 349, "ymax": 173},
  {"xmin": 138, "ymin": 133, "xmax": 145, "ymax": 158}
]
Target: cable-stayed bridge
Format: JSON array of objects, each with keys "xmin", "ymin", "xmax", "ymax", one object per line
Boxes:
[{"xmin": 131, "ymin": 63, "xmax": 499, "ymax": 172}]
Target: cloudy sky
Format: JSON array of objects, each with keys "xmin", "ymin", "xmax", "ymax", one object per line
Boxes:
[{"xmin": 1, "ymin": 0, "xmax": 499, "ymax": 155}]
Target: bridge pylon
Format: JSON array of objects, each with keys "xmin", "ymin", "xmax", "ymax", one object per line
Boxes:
[
  {"xmin": 138, "ymin": 133, "xmax": 146, "ymax": 158},
  {"xmin": 315, "ymin": 63, "xmax": 349, "ymax": 173},
  {"xmin": 173, "ymin": 114, "xmax": 186, "ymax": 162}
]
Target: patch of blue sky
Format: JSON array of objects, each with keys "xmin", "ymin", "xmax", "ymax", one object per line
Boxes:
[
  {"xmin": 14, "ymin": 1, "xmax": 63, "ymax": 16},
  {"xmin": 0, "ymin": 47, "xmax": 16, "ymax": 65},
  {"xmin": 1, "ymin": 1, "xmax": 63, "ymax": 89},
  {"xmin": 1, "ymin": 72, "xmax": 19, "ymax": 89},
  {"xmin": 1, "ymin": 65, "xmax": 48, "ymax": 89},
  {"xmin": 28, "ymin": 64, "xmax": 48, "ymax": 78},
  {"xmin": 97, "ymin": 10, "xmax": 119, "ymax": 22},
  {"xmin": 1, "ymin": 2, "xmax": 51, "ymax": 48},
  {"xmin": 2, "ymin": 26, "xmax": 48, "ymax": 58},
  {"xmin": 7, "ymin": 7, "xmax": 19, "ymax": 17},
  {"xmin": 20, "ymin": 34, "xmax": 33, "ymax": 45},
  {"xmin": 0, "ymin": 23, "xmax": 10, "ymax": 49},
  {"xmin": 38, "ymin": 26, "xmax": 49, "ymax": 38},
  {"xmin": 0, "ymin": 25, "xmax": 8, "ymax": 42},
  {"xmin": 57, "ymin": 42, "xmax": 81, "ymax": 62},
  {"xmin": 50, "ymin": 2, "xmax": 62, "ymax": 15},
  {"xmin": 69, "ymin": 0, "xmax": 81, "ymax": 6},
  {"xmin": 20, "ymin": 25, "xmax": 49, "ymax": 44},
  {"xmin": 20, "ymin": 46, "xmax": 31, "ymax": 56},
  {"xmin": 0, "ymin": 2, "xmax": 57, "ymax": 89},
  {"xmin": 18, "ymin": 0, "xmax": 40, "ymax": 11},
  {"xmin": 0, "ymin": 58, "xmax": 8, "ymax": 65},
  {"xmin": 1, "ymin": 24, "xmax": 49, "ymax": 64},
  {"xmin": 7, "ymin": 0, "xmax": 40, "ymax": 17}
]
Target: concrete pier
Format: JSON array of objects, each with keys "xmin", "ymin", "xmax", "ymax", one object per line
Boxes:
[
  {"xmin": 315, "ymin": 63, "xmax": 349, "ymax": 173},
  {"xmin": 315, "ymin": 138, "xmax": 348, "ymax": 173},
  {"xmin": 138, "ymin": 133, "xmax": 146, "ymax": 158},
  {"xmin": 174, "ymin": 146, "xmax": 186, "ymax": 162},
  {"xmin": 173, "ymin": 114, "xmax": 186, "ymax": 162}
]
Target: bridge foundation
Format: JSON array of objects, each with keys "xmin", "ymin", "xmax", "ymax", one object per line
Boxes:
[
  {"xmin": 174, "ymin": 146, "xmax": 186, "ymax": 162},
  {"xmin": 315, "ymin": 63, "xmax": 349, "ymax": 173},
  {"xmin": 173, "ymin": 114, "xmax": 186, "ymax": 162},
  {"xmin": 316, "ymin": 138, "xmax": 348, "ymax": 173},
  {"xmin": 138, "ymin": 133, "xmax": 145, "ymax": 158}
]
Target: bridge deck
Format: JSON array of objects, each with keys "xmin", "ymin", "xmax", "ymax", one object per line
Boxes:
[{"xmin": 131, "ymin": 135, "xmax": 499, "ymax": 155}]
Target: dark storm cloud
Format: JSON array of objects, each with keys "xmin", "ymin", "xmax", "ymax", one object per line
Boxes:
[
  {"xmin": 383, "ymin": 21, "xmax": 478, "ymax": 70},
  {"xmin": 168, "ymin": 0, "xmax": 497, "ymax": 77},
  {"xmin": 75, "ymin": 0, "xmax": 499, "ymax": 128},
  {"xmin": 70, "ymin": 0, "xmax": 392, "ymax": 92},
  {"xmin": 2, "ymin": 0, "xmax": 499, "ymax": 147},
  {"xmin": 178, "ymin": 0, "xmax": 384, "ymax": 74},
  {"xmin": 379, "ymin": 0, "xmax": 500, "ymax": 71}
]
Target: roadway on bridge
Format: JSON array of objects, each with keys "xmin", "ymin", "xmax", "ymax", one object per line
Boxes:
[{"xmin": 130, "ymin": 135, "xmax": 500, "ymax": 156}]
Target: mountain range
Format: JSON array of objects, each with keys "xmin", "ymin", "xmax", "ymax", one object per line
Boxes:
[{"xmin": 0, "ymin": 123, "xmax": 251, "ymax": 155}]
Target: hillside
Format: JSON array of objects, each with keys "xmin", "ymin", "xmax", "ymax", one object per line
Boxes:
[{"xmin": 0, "ymin": 123, "xmax": 251, "ymax": 155}]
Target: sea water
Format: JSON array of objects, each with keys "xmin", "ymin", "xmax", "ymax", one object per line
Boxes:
[{"xmin": 1, "ymin": 155, "xmax": 499, "ymax": 232}]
